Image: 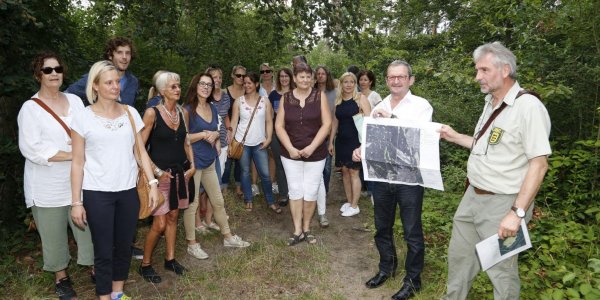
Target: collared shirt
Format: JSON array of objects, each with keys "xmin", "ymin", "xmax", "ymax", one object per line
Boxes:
[
  {"xmin": 18, "ymin": 93, "xmax": 85, "ymax": 208},
  {"xmin": 371, "ymin": 91, "xmax": 433, "ymax": 122},
  {"xmin": 467, "ymin": 82, "xmax": 551, "ymax": 194}
]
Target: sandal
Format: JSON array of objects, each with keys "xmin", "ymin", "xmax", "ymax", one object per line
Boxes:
[
  {"xmin": 304, "ymin": 231, "xmax": 317, "ymax": 244},
  {"xmin": 269, "ymin": 204, "xmax": 282, "ymax": 214},
  {"xmin": 287, "ymin": 232, "xmax": 305, "ymax": 246},
  {"xmin": 245, "ymin": 202, "xmax": 253, "ymax": 212}
]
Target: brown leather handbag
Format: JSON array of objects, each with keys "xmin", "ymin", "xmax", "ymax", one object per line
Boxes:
[{"xmin": 124, "ymin": 105, "xmax": 165, "ymax": 219}]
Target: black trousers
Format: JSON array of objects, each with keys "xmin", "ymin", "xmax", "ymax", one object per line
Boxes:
[
  {"xmin": 372, "ymin": 182, "xmax": 425, "ymax": 287},
  {"xmin": 83, "ymin": 188, "xmax": 139, "ymax": 295}
]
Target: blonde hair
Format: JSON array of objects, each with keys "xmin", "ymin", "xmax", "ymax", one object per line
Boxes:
[
  {"xmin": 335, "ymin": 72, "xmax": 360, "ymax": 106},
  {"xmin": 86, "ymin": 60, "xmax": 117, "ymax": 104},
  {"xmin": 147, "ymin": 70, "xmax": 167, "ymax": 100}
]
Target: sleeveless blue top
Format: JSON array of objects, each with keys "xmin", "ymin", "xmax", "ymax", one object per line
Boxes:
[{"xmin": 186, "ymin": 104, "xmax": 219, "ymax": 169}]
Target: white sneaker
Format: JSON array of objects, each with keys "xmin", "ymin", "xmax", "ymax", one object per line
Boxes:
[
  {"xmin": 251, "ymin": 184, "xmax": 260, "ymax": 196},
  {"xmin": 341, "ymin": 206, "xmax": 360, "ymax": 217},
  {"xmin": 340, "ymin": 203, "xmax": 350, "ymax": 213},
  {"xmin": 272, "ymin": 183, "xmax": 279, "ymax": 194},
  {"xmin": 195, "ymin": 225, "xmax": 209, "ymax": 234},
  {"xmin": 224, "ymin": 235, "xmax": 251, "ymax": 248},
  {"xmin": 202, "ymin": 221, "xmax": 220, "ymax": 231},
  {"xmin": 187, "ymin": 243, "xmax": 209, "ymax": 260}
]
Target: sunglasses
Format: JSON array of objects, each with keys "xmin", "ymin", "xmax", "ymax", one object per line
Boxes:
[
  {"xmin": 260, "ymin": 70, "xmax": 272, "ymax": 74},
  {"xmin": 234, "ymin": 74, "xmax": 245, "ymax": 78},
  {"xmin": 41, "ymin": 66, "xmax": 64, "ymax": 74}
]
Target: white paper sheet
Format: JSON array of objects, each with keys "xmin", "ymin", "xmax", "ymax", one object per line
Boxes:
[
  {"xmin": 360, "ymin": 117, "xmax": 444, "ymax": 191},
  {"xmin": 476, "ymin": 219, "xmax": 532, "ymax": 271}
]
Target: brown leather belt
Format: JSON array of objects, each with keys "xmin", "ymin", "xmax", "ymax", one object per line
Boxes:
[{"xmin": 473, "ymin": 186, "xmax": 495, "ymax": 195}]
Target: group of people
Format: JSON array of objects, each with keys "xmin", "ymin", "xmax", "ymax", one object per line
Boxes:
[{"xmin": 18, "ymin": 35, "xmax": 550, "ymax": 300}]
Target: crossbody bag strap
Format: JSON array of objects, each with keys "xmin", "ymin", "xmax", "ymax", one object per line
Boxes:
[
  {"xmin": 123, "ymin": 104, "xmax": 143, "ymax": 166},
  {"xmin": 31, "ymin": 97, "xmax": 71, "ymax": 137},
  {"xmin": 239, "ymin": 97, "xmax": 261, "ymax": 144}
]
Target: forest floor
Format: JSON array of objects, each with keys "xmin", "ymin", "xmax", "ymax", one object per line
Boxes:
[{"xmin": 19, "ymin": 171, "xmax": 446, "ymax": 299}]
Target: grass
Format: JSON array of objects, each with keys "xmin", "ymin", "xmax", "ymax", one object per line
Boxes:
[{"xmin": 3, "ymin": 182, "xmax": 597, "ymax": 299}]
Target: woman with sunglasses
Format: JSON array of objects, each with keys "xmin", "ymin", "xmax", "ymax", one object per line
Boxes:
[
  {"xmin": 183, "ymin": 73, "xmax": 251, "ymax": 258},
  {"xmin": 230, "ymin": 72, "xmax": 280, "ymax": 213},
  {"xmin": 137, "ymin": 72, "xmax": 193, "ymax": 283},
  {"xmin": 70, "ymin": 60, "xmax": 159, "ymax": 300},
  {"xmin": 18, "ymin": 52, "xmax": 94, "ymax": 300},
  {"xmin": 329, "ymin": 72, "xmax": 371, "ymax": 217},
  {"xmin": 268, "ymin": 67, "xmax": 295, "ymax": 207},
  {"xmin": 223, "ymin": 66, "xmax": 246, "ymax": 198},
  {"xmin": 275, "ymin": 63, "xmax": 332, "ymax": 245}
]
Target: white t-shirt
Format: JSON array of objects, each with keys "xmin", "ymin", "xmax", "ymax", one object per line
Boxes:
[
  {"xmin": 235, "ymin": 96, "xmax": 268, "ymax": 146},
  {"xmin": 371, "ymin": 91, "xmax": 433, "ymax": 122},
  {"xmin": 71, "ymin": 105, "xmax": 144, "ymax": 192},
  {"xmin": 18, "ymin": 93, "xmax": 84, "ymax": 208}
]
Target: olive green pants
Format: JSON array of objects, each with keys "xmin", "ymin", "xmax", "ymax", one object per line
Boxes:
[
  {"xmin": 31, "ymin": 205, "xmax": 94, "ymax": 272},
  {"xmin": 443, "ymin": 186, "xmax": 533, "ymax": 300}
]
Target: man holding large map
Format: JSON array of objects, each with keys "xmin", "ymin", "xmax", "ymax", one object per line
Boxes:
[{"xmin": 352, "ymin": 60, "xmax": 433, "ymax": 300}]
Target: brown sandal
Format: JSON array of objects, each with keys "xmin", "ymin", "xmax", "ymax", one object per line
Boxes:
[
  {"xmin": 245, "ymin": 202, "xmax": 253, "ymax": 212},
  {"xmin": 269, "ymin": 204, "xmax": 282, "ymax": 214}
]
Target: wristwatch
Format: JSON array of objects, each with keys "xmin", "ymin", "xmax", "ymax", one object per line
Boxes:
[{"xmin": 511, "ymin": 206, "xmax": 525, "ymax": 218}]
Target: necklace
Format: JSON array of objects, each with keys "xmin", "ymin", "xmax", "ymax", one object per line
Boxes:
[{"xmin": 162, "ymin": 104, "xmax": 180, "ymax": 124}]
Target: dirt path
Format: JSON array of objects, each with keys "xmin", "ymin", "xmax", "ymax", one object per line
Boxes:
[{"xmin": 72, "ymin": 172, "xmax": 416, "ymax": 299}]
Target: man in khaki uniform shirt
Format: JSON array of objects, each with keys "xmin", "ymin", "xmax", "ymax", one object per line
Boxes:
[{"xmin": 439, "ymin": 42, "xmax": 551, "ymax": 299}]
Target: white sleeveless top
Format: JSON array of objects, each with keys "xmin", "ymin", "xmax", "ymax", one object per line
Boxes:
[{"xmin": 234, "ymin": 95, "xmax": 267, "ymax": 146}]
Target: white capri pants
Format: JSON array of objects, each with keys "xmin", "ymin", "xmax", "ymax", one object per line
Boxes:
[{"xmin": 281, "ymin": 156, "xmax": 325, "ymax": 201}]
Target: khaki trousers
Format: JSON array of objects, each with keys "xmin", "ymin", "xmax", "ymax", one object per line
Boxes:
[
  {"xmin": 183, "ymin": 162, "xmax": 231, "ymax": 240},
  {"xmin": 443, "ymin": 186, "xmax": 532, "ymax": 300}
]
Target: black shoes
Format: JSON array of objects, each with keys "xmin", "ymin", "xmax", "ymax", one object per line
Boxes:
[
  {"xmin": 391, "ymin": 283, "xmax": 421, "ymax": 300},
  {"xmin": 131, "ymin": 246, "xmax": 144, "ymax": 260},
  {"xmin": 138, "ymin": 264, "xmax": 162, "ymax": 283},
  {"xmin": 55, "ymin": 276, "xmax": 77, "ymax": 300},
  {"xmin": 164, "ymin": 259, "xmax": 187, "ymax": 275},
  {"xmin": 365, "ymin": 271, "xmax": 391, "ymax": 289}
]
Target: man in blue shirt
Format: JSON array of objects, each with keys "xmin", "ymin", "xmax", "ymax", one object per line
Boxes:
[{"xmin": 66, "ymin": 36, "xmax": 139, "ymax": 106}]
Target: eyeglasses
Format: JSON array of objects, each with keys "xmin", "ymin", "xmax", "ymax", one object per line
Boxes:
[
  {"xmin": 41, "ymin": 66, "xmax": 64, "ymax": 74},
  {"xmin": 168, "ymin": 84, "xmax": 181, "ymax": 90},
  {"xmin": 234, "ymin": 74, "xmax": 245, "ymax": 78},
  {"xmin": 260, "ymin": 70, "xmax": 272, "ymax": 74},
  {"xmin": 386, "ymin": 75, "xmax": 409, "ymax": 81},
  {"xmin": 198, "ymin": 81, "xmax": 214, "ymax": 89}
]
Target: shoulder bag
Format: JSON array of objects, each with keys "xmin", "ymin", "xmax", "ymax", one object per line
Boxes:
[{"xmin": 124, "ymin": 105, "xmax": 165, "ymax": 219}]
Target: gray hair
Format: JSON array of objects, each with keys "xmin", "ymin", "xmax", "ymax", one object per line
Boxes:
[
  {"xmin": 473, "ymin": 42, "xmax": 517, "ymax": 79},
  {"xmin": 155, "ymin": 71, "xmax": 181, "ymax": 94},
  {"xmin": 387, "ymin": 60, "xmax": 413, "ymax": 77},
  {"xmin": 86, "ymin": 60, "xmax": 117, "ymax": 104}
]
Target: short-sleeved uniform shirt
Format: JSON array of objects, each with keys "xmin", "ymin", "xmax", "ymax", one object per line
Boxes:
[{"xmin": 467, "ymin": 82, "xmax": 551, "ymax": 194}]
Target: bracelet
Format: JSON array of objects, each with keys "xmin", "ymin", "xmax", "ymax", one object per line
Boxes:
[
  {"xmin": 72, "ymin": 201, "xmax": 83, "ymax": 206},
  {"xmin": 148, "ymin": 179, "xmax": 159, "ymax": 186},
  {"xmin": 227, "ymin": 127, "xmax": 233, "ymax": 131}
]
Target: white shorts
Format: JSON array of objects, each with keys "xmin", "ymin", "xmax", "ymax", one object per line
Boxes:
[{"xmin": 281, "ymin": 156, "xmax": 325, "ymax": 201}]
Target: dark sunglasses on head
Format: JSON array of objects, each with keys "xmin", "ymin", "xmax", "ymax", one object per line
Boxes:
[
  {"xmin": 260, "ymin": 70, "xmax": 272, "ymax": 74},
  {"xmin": 41, "ymin": 66, "xmax": 64, "ymax": 74},
  {"xmin": 234, "ymin": 73, "xmax": 245, "ymax": 78}
]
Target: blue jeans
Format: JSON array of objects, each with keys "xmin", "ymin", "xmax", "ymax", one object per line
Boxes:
[
  {"xmin": 240, "ymin": 145, "xmax": 275, "ymax": 205},
  {"xmin": 322, "ymin": 153, "xmax": 332, "ymax": 194},
  {"xmin": 372, "ymin": 182, "xmax": 424, "ymax": 287}
]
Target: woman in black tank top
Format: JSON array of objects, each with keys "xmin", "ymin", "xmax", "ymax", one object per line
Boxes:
[{"xmin": 138, "ymin": 72, "xmax": 196, "ymax": 283}]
